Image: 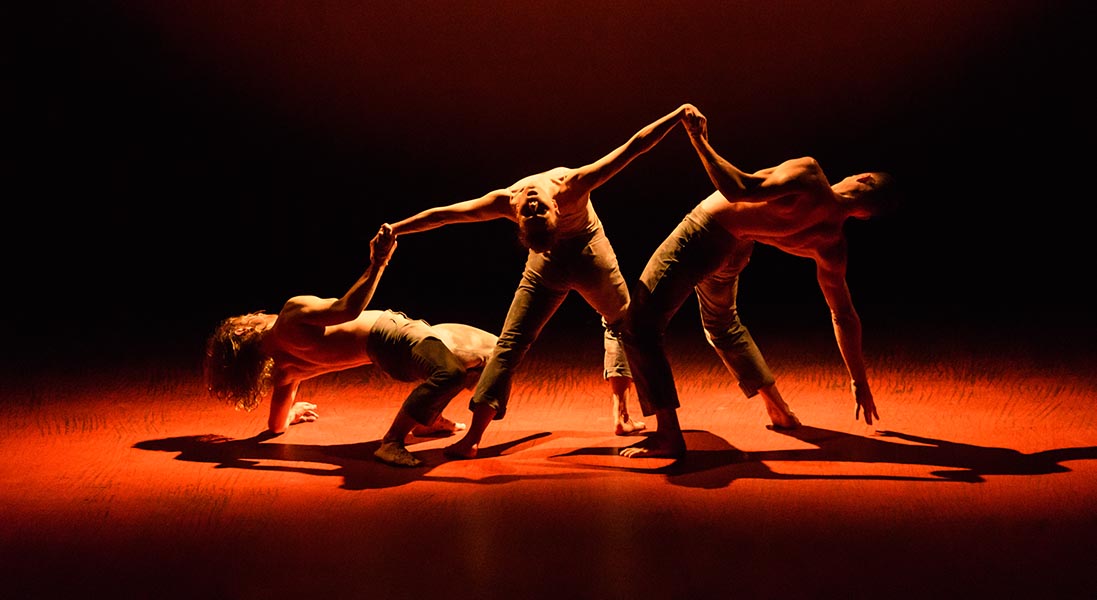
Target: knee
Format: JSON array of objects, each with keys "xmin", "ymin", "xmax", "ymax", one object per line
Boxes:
[
  {"xmin": 702, "ymin": 311, "xmax": 746, "ymax": 343},
  {"xmin": 430, "ymin": 361, "xmax": 468, "ymax": 393}
]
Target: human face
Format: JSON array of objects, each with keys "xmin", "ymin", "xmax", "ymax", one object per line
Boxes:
[
  {"xmin": 232, "ymin": 313, "xmax": 274, "ymax": 337},
  {"xmin": 514, "ymin": 185, "xmax": 560, "ymax": 252},
  {"xmin": 515, "ymin": 185, "xmax": 558, "ymax": 221},
  {"xmin": 834, "ymin": 172, "xmax": 881, "ymax": 196}
]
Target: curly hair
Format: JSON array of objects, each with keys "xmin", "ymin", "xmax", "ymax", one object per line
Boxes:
[{"xmin": 203, "ymin": 312, "xmax": 275, "ymax": 412}]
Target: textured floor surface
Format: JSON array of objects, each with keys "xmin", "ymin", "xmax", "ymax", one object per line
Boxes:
[{"xmin": 3, "ymin": 319, "xmax": 1095, "ymax": 599}]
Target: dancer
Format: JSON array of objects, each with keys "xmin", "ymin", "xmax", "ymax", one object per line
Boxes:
[
  {"xmin": 203, "ymin": 225, "xmax": 498, "ymax": 467},
  {"xmin": 388, "ymin": 104, "xmax": 697, "ymax": 458},
  {"xmin": 621, "ymin": 106, "xmax": 898, "ymax": 458}
]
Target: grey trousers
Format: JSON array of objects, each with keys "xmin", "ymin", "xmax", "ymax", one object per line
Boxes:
[{"xmin": 623, "ymin": 206, "xmax": 775, "ymax": 416}]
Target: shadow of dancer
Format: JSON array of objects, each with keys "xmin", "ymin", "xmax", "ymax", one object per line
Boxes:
[
  {"xmin": 557, "ymin": 427, "xmax": 1097, "ymax": 488},
  {"xmin": 134, "ymin": 431, "xmax": 563, "ymax": 490},
  {"xmin": 759, "ymin": 426, "xmax": 1097, "ymax": 483},
  {"xmin": 556, "ymin": 430, "xmax": 941, "ymax": 489}
]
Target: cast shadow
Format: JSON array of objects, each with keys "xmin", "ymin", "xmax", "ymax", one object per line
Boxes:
[
  {"xmin": 133, "ymin": 430, "xmax": 574, "ymax": 490},
  {"xmin": 554, "ymin": 426, "xmax": 1097, "ymax": 489}
]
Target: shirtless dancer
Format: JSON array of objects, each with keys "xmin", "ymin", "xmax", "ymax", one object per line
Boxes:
[
  {"xmin": 388, "ymin": 104, "xmax": 697, "ymax": 459},
  {"xmin": 203, "ymin": 225, "xmax": 498, "ymax": 467},
  {"xmin": 621, "ymin": 106, "xmax": 897, "ymax": 458}
]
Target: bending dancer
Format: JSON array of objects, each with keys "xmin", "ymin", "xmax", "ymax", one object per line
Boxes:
[
  {"xmin": 621, "ymin": 106, "xmax": 898, "ymax": 458},
  {"xmin": 388, "ymin": 104, "xmax": 696, "ymax": 458},
  {"xmin": 203, "ymin": 225, "xmax": 498, "ymax": 467}
]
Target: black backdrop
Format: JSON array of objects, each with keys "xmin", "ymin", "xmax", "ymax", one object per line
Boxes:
[{"xmin": 10, "ymin": 1, "xmax": 1095, "ymax": 364}]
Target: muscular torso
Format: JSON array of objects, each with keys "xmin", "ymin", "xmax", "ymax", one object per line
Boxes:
[
  {"xmin": 699, "ymin": 157, "xmax": 848, "ymax": 260},
  {"xmin": 262, "ymin": 309, "xmax": 496, "ymax": 387},
  {"xmin": 264, "ymin": 310, "xmax": 382, "ymax": 384},
  {"xmin": 508, "ymin": 167, "xmax": 600, "ymax": 237}
]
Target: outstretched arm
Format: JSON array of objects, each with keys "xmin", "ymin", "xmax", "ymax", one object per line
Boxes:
[
  {"xmin": 388, "ymin": 190, "xmax": 513, "ymax": 235},
  {"xmin": 814, "ymin": 245, "xmax": 879, "ymax": 425},
  {"xmin": 567, "ymin": 104, "xmax": 691, "ymax": 194},
  {"xmin": 263, "ymin": 226, "xmax": 395, "ymax": 433},
  {"xmin": 682, "ymin": 106, "xmax": 772, "ymax": 203},
  {"xmin": 289, "ymin": 224, "xmax": 398, "ymax": 328}
]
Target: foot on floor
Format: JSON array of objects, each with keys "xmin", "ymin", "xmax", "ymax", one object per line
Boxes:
[{"xmin": 374, "ymin": 441, "xmax": 424, "ymax": 467}]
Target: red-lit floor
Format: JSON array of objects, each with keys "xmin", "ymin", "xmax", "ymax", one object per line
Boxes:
[{"xmin": 2, "ymin": 323, "xmax": 1095, "ymax": 599}]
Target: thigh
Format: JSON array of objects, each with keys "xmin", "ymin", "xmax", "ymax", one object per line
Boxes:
[
  {"xmin": 407, "ymin": 336, "xmax": 463, "ymax": 378},
  {"xmin": 571, "ymin": 229, "xmax": 630, "ymax": 324},
  {"xmin": 497, "ymin": 258, "xmax": 569, "ymax": 346},
  {"xmin": 633, "ymin": 214, "xmax": 731, "ymax": 329},
  {"xmin": 695, "ymin": 240, "xmax": 753, "ymax": 328}
]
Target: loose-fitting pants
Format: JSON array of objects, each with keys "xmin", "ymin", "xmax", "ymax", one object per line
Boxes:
[
  {"xmin": 471, "ymin": 225, "xmax": 631, "ymax": 419},
  {"xmin": 367, "ymin": 310, "xmax": 467, "ymax": 425},
  {"xmin": 623, "ymin": 206, "xmax": 775, "ymax": 416}
]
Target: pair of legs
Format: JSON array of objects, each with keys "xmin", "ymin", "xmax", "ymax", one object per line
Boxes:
[
  {"xmin": 446, "ymin": 227, "xmax": 645, "ymax": 459},
  {"xmin": 621, "ymin": 207, "xmax": 799, "ymax": 458},
  {"xmin": 367, "ymin": 313, "xmax": 470, "ymax": 467}
]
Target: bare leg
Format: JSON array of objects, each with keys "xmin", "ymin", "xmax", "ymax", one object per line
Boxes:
[
  {"xmin": 759, "ymin": 383, "xmax": 800, "ymax": 429},
  {"xmin": 620, "ymin": 408, "xmax": 685, "ymax": 458},
  {"xmin": 374, "ymin": 411, "xmax": 424, "ymax": 467},
  {"xmin": 444, "ymin": 404, "xmax": 497, "ymax": 460},
  {"xmin": 611, "ymin": 375, "xmax": 646, "ymax": 436},
  {"xmin": 410, "ymin": 414, "xmax": 467, "ymax": 437}
]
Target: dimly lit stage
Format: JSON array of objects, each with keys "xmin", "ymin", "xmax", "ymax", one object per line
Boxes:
[{"xmin": 3, "ymin": 319, "xmax": 1095, "ymax": 599}]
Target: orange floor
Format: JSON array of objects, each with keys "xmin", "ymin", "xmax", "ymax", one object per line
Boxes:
[{"xmin": 2, "ymin": 320, "xmax": 1095, "ymax": 599}]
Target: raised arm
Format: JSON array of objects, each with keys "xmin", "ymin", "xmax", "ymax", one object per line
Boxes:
[
  {"xmin": 388, "ymin": 190, "xmax": 513, "ymax": 235},
  {"xmin": 566, "ymin": 104, "xmax": 691, "ymax": 194},
  {"xmin": 814, "ymin": 244, "xmax": 879, "ymax": 425},
  {"xmin": 287, "ymin": 224, "xmax": 398, "ymax": 328},
  {"xmin": 681, "ymin": 105, "xmax": 769, "ymax": 202},
  {"xmin": 264, "ymin": 225, "xmax": 395, "ymax": 433}
]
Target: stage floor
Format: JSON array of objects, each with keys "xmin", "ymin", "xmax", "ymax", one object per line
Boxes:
[{"xmin": 2, "ymin": 319, "xmax": 1096, "ymax": 599}]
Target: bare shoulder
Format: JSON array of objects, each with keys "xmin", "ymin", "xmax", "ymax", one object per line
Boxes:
[
  {"xmin": 282, "ymin": 295, "xmax": 336, "ymax": 315},
  {"xmin": 756, "ymin": 157, "xmax": 830, "ymax": 192},
  {"xmin": 279, "ymin": 295, "xmax": 319, "ymax": 317}
]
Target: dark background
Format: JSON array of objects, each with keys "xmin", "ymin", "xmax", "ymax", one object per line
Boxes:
[{"xmin": 10, "ymin": 1, "xmax": 1095, "ymax": 367}]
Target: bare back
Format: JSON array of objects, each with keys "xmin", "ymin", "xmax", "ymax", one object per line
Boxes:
[
  {"xmin": 265, "ymin": 307, "xmax": 384, "ymax": 383},
  {"xmin": 265, "ymin": 305, "xmax": 497, "ymax": 385},
  {"xmin": 699, "ymin": 157, "xmax": 849, "ymax": 260}
]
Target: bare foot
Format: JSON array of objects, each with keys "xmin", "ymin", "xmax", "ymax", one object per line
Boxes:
[
  {"xmin": 374, "ymin": 441, "xmax": 423, "ymax": 467},
  {"xmin": 443, "ymin": 438, "xmax": 479, "ymax": 460},
  {"xmin": 411, "ymin": 415, "xmax": 467, "ymax": 437},
  {"xmin": 615, "ymin": 416, "xmax": 647, "ymax": 436},
  {"xmin": 765, "ymin": 403, "xmax": 801, "ymax": 430},
  {"xmin": 619, "ymin": 434, "xmax": 685, "ymax": 459}
]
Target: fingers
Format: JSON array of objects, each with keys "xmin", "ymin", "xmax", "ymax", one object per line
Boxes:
[
  {"xmin": 856, "ymin": 402, "xmax": 880, "ymax": 425},
  {"xmin": 682, "ymin": 107, "xmax": 707, "ymax": 138}
]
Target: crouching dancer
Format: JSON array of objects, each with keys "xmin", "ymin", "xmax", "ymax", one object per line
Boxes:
[{"xmin": 203, "ymin": 224, "xmax": 498, "ymax": 467}]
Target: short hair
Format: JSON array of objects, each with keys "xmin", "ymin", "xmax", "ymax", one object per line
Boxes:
[
  {"xmin": 863, "ymin": 171, "xmax": 902, "ymax": 218},
  {"xmin": 518, "ymin": 214, "xmax": 558, "ymax": 253},
  {"xmin": 203, "ymin": 312, "xmax": 274, "ymax": 412}
]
